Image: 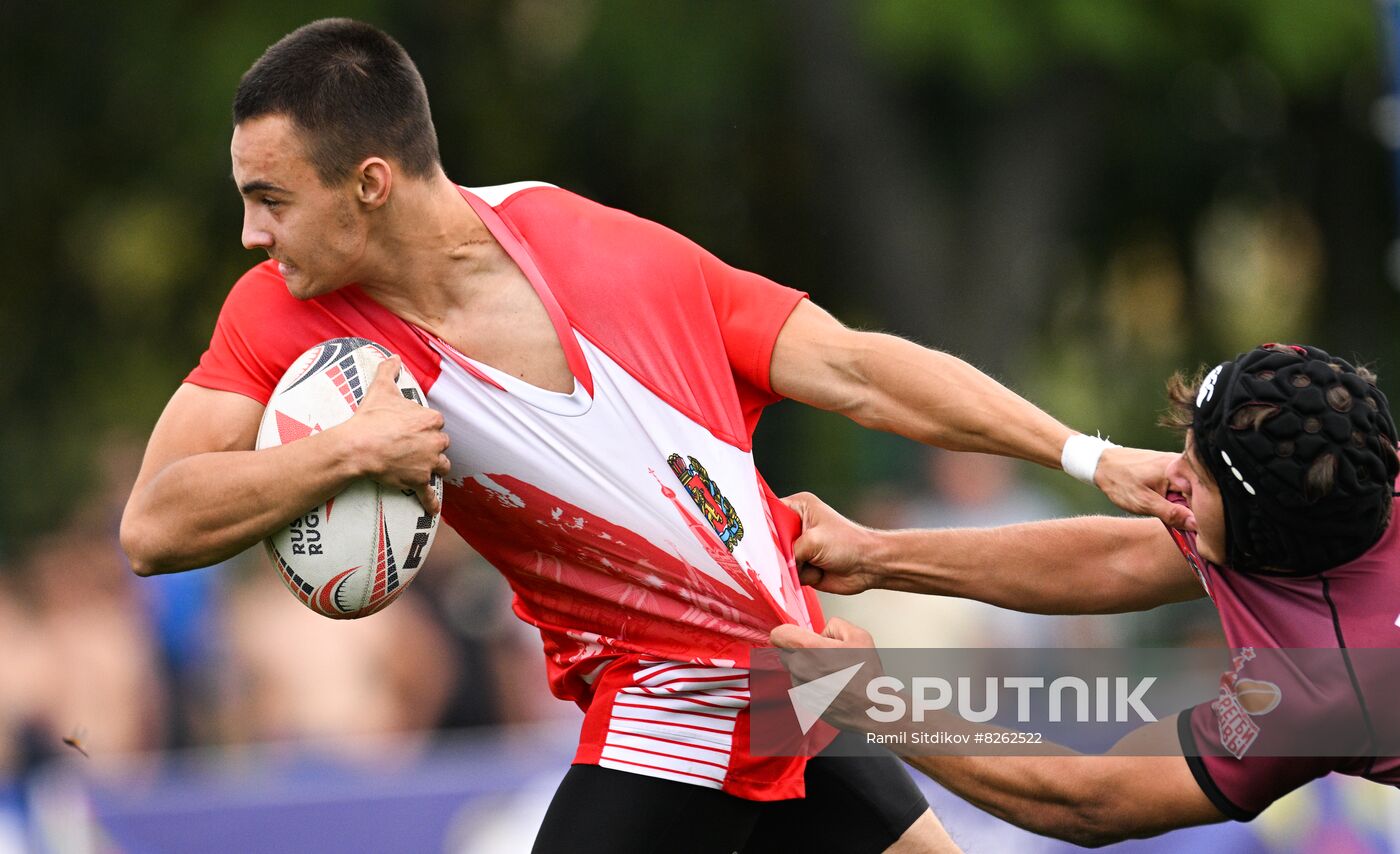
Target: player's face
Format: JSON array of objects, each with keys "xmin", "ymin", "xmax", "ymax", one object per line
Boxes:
[
  {"xmin": 1166, "ymin": 432, "xmax": 1227, "ymax": 564},
  {"xmin": 231, "ymin": 114, "xmax": 367, "ymax": 299}
]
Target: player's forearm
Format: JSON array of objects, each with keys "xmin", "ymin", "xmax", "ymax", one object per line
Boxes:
[
  {"xmin": 121, "ymin": 429, "xmax": 365, "ymax": 575},
  {"xmin": 805, "ymin": 677, "xmax": 1179, "ymax": 847},
  {"xmin": 849, "ymin": 334, "xmax": 1074, "ymax": 467},
  {"xmin": 893, "ymin": 718, "xmax": 1210, "ymax": 846},
  {"xmin": 866, "ymin": 518, "xmax": 1170, "ymax": 614},
  {"xmin": 902, "ymin": 753, "xmax": 1125, "ymax": 847},
  {"xmin": 848, "ymin": 700, "xmax": 1120, "ymax": 846}
]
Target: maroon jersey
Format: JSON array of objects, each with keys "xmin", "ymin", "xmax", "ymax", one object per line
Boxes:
[{"xmin": 1168, "ymin": 484, "xmax": 1400, "ymax": 820}]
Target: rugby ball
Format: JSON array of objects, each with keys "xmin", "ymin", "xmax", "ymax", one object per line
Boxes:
[{"xmin": 255, "ymin": 337, "xmax": 442, "ymax": 619}]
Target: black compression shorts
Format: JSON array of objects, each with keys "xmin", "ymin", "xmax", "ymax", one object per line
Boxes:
[{"xmin": 531, "ymin": 730, "xmax": 930, "ymax": 853}]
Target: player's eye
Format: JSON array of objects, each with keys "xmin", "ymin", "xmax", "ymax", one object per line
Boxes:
[{"xmin": 261, "ymin": 197, "xmax": 283, "ymax": 210}]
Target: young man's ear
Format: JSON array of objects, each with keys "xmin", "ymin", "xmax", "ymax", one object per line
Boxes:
[{"xmin": 356, "ymin": 158, "xmax": 393, "ymax": 210}]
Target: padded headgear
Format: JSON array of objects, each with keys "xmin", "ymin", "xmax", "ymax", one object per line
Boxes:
[{"xmin": 1192, "ymin": 343, "xmax": 1399, "ymax": 575}]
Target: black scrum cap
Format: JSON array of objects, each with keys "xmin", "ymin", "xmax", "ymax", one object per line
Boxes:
[{"xmin": 1191, "ymin": 343, "xmax": 1399, "ymax": 575}]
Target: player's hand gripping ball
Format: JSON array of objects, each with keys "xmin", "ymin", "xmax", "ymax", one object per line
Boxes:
[{"xmin": 256, "ymin": 338, "xmax": 442, "ymax": 619}]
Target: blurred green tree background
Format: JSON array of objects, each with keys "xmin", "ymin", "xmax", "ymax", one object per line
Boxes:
[{"xmin": 1, "ymin": 0, "xmax": 1396, "ymax": 558}]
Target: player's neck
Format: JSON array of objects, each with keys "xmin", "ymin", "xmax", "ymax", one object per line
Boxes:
[{"xmin": 352, "ymin": 172, "xmax": 501, "ymax": 324}]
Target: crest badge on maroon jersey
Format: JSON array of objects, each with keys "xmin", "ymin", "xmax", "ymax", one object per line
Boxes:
[
  {"xmin": 1212, "ymin": 647, "xmax": 1283, "ymax": 759},
  {"xmin": 667, "ymin": 453, "xmax": 744, "ymax": 552}
]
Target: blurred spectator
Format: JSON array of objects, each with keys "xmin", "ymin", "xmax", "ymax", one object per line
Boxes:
[
  {"xmin": 410, "ymin": 529, "xmax": 571, "ymax": 730},
  {"xmin": 210, "ymin": 550, "xmax": 458, "ymax": 754},
  {"xmin": 23, "ymin": 503, "xmax": 168, "ymax": 767},
  {"xmin": 207, "ymin": 524, "xmax": 573, "ymax": 756},
  {"xmin": 0, "ymin": 576, "xmax": 46, "ymax": 778},
  {"xmin": 905, "ymin": 447, "xmax": 1064, "ymax": 531},
  {"xmin": 137, "ymin": 553, "xmax": 221, "ymax": 749}
]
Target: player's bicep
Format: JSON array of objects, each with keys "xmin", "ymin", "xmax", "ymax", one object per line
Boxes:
[
  {"xmin": 131, "ymin": 383, "xmax": 265, "ymax": 494},
  {"xmin": 1131, "ymin": 520, "xmax": 1209, "ymax": 602},
  {"xmin": 1117, "ymin": 520, "xmax": 1207, "ymax": 608},
  {"xmin": 769, "ymin": 299, "xmax": 869, "ymax": 413},
  {"xmin": 1091, "ymin": 715, "xmax": 1227, "ymax": 837}
]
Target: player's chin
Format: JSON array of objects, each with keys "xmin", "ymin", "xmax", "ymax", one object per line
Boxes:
[
  {"xmin": 283, "ymin": 269, "xmax": 334, "ymax": 301},
  {"xmin": 1194, "ymin": 536, "xmax": 1225, "ymax": 564},
  {"xmin": 278, "ymin": 263, "xmax": 308, "ymax": 292}
]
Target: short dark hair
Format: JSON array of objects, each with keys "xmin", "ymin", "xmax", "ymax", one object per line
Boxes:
[{"xmin": 233, "ymin": 18, "xmax": 441, "ymax": 184}]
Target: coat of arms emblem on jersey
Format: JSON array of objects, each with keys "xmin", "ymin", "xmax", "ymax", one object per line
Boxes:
[{"xmin": 667, "ymin": 453, "xmax": 744, "ymax": 552}]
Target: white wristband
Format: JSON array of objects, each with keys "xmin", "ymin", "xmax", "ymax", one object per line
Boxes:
[{"xmin": 1061, "ymin": 434, "xmax": 1116, "ymax": 485}]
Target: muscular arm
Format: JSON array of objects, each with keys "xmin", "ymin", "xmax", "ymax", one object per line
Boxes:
[
  {"xmin": 771, "ymin": 300, "xmax": 1072, "ymax": 465},
  {"xmin": 770, "ymin": 300, "xmax": 1192, "ymax": 528},
  {"xmin": 121, "ymin": 360, "xmax": 448, "ymax": 576},
  {"xmin": 788, "ymin": 493, "xmax": 1204, "ymax": 614},
  {"xmin": 902, "ymin": 717, "xmax": 1225, "ymax": 847},
  {"xmin": 872, "ymin": 518, "xmax": 1204, "ymax": 614},
  {"xmin": 120, "ymin": 384, "xmax": 362, "ymax": 575},
  {"xmin": 772, "ymin": 620, "xmax": 1226, "ymax": 847}
]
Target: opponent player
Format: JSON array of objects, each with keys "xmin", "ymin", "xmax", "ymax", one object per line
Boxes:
[
  {"xmin": 774, "ymin": 343, "xmax": 1400, "ymax": 846},
  {"xmin": 121, "ymin": 19, "xmax": 1185, "ymax": 853}
]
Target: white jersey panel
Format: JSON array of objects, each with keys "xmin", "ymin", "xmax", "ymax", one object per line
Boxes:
[
  {"xmin": 426, "ymin": 333, "xmax": 797, "ymax": 615},
  {"xmin": 465, "ymin": 181, "xmax": 557, "ymax": 206}
]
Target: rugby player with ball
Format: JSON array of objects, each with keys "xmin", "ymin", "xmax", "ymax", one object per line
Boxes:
[{"xmin": 121, "ymin": 18, "xmax": 1188, "ymax": 853}]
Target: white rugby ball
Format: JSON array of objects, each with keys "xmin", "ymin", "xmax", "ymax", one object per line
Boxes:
[{"xmin": 255, "ymin": 337, "xmax": 442, "ymax": 619}]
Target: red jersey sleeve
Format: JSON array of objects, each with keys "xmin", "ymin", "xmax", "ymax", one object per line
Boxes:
[
  {"xmin": 697, "ymin": 250, "xmax": 806, "ymax": 430},
  {"xmin": 185, "ymin": 261, "xmax": 442, "ymax": 405},
  {"xmin": 186, "ymin": 261, "xmax": 314, "ymax": 404},
  {"xmin": 496, "ymin": 186, "xmax": 806, "ymax": 447}
]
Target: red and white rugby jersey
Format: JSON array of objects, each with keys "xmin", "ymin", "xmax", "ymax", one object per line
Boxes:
[{"xmin": 187, "ymin": 182, "xmax": 824, "ymax": 799}]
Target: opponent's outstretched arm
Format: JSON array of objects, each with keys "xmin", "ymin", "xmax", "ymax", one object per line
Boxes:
[
  {"xmin": 770, "ymin": 300, "xmax": 1192, "ymax": 529},
  {"xmin": 772, "ymin": 619, "xmax": 1225, "ymax": 848},
  {"xmin": 901, "ymin": 723, "xmax": 1222, "ymax": 847},
  {"xmin": 121, "ymin": 358, "xmax": 449, "ymax": 576},
  {"xmin": 784, "ymin": 492, "xmax": 1204, "ymax": 614}
]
